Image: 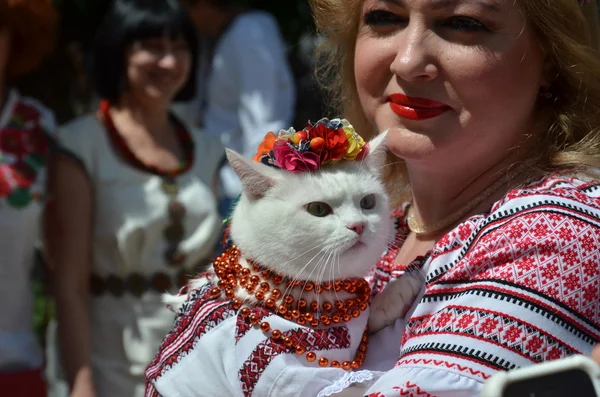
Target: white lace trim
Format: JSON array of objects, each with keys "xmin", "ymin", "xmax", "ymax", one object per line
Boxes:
[{"xmin": 317, "ymin": 370, "xmax": 385, "ymax": 397}]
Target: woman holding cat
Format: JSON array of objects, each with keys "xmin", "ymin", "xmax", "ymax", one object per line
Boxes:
[
  {"xmin": 145, "ymin": 0, "xmax": 600, "ymax": 396},
  {"xmin": 44, "ymin": 0, "xmax": 223, "ymax": 396},
  {"xmin": 0, "ymin": 1, "xmax": 57, "ymax": 396},
  {"xmin": 309, "ymin": 0, "xmax": 600, "ymax": 395}
]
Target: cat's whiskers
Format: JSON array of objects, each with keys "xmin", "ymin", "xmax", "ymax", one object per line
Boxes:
[
  {"xmin": 316, "ymin": 249, "xmax": 336, "ymax": 318},
  {"xmin": 279, "ymin": 245, "xmax": 329, "ymax": 305},
  {"xmin": 333, "ymin": 251, "xmax": 343, "ymax": 304},
  {"xmin": 296, "ymin": 249, "xmax": 330, "ymax": 311},
  {"xmin": 275, "ymin": 240, "xmax": 331, "ymax": 301}
]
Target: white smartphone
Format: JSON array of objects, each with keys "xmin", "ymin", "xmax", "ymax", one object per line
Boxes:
[{"xmin": 482, "ymin": 355, "xmax": 600, "ymax": 397}]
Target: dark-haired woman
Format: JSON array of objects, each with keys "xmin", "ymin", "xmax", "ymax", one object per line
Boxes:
[
  {"xmin": 44, "ymin": 1, "xmax": 223, "ymax": 396},
  {"xmin": 0, "ymin": 1, "xmax": 57, "ymax": 396}
]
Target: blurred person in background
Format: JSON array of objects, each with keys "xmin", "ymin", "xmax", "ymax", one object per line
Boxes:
[
  {"xmin": 0, "ymin": 1, "xmax": 57, "ymax": 396},
  {"xmin": 179, "ymin": 0, "xmax": 296, "ymax": 217},
  {"xmin": 44, "ymin": 0, "xmax": 223, "ymax": 396}
]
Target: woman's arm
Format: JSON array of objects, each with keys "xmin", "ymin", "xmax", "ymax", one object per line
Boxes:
[{"xmin": 44, "ymin": 151, "xmax": 95, "ymax": 397}]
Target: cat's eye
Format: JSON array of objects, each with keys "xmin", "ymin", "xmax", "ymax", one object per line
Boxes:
[
  {"xmin": 306, "ymin": 202, "xmax": 333, "ymax": 217},
  {"xmin": 360, "ymin": 194, "xmax": 376, "ymax": 210}
]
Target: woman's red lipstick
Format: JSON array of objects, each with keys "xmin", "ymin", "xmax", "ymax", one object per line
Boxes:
[{"xmin": 388, "ymin": 93, "xmax": 450, "ymax": 121}]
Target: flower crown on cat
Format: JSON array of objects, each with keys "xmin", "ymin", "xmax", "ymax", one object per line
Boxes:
[{"xmin": 252, "ymin": 118, "xmax": 369, "ymax": 173}]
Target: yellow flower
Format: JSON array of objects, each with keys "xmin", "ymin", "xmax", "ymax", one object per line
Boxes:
[{"xmin": 343, "ymin": 122, "xmax": 365, "ymax": 160}]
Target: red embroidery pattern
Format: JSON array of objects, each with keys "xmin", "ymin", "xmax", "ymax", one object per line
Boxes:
[
  {"xmin": 458, "ymin": 212, "xmax": 600, "ymax": 325},
  {"xmin": 395, "ymin": 357, "xmax": 492, "ymax": 380},
  {"xmin": 392, "ymin": 381, "xmax": 436, "ymax": 396},
  {"xmin": 144, "ymin": 385, "xmax": 160, "ymax": 397},
  {"xmin": 236, "ymin": 306, "xmax": 272, "ymax": 343},
  {"xmin": 404, "ymin": 306, "xmax": 577, "ymax": 362},
  {"xmin": 368, "ymin": 209, "xmax": 411, "ymax": 296},
  {"xmin": 238, "ymin": 325, "xmax": 351, "ymax": 397},
  {"xmin": 146, "ymin": 285, "xmax": 235, "ymax": 384}
]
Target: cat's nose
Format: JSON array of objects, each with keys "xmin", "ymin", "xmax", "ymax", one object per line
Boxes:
[{"xmin": 348, "ymin": 222, "xmax": 366, "ymax": 235}]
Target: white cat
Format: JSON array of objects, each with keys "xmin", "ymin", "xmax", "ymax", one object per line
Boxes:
[
  {"xmin": 152, "ymin": 121, "xmax": 397, "ymax": 397},
  {"xmin": 167, "ymin": 127, "xmax": 393, "ymax": 311}
]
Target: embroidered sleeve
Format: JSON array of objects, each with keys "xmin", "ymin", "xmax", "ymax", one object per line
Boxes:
[
  {"xmin": 145, "ymin": 282, "xmax": 238, "ymax": 396},
  {"xmin": 364, "ymin": 366, "xmax": 482, "ymax": 397},
  {"xmin": 365, "ymin": 186, "xmax": 600, "ymax": 396}
]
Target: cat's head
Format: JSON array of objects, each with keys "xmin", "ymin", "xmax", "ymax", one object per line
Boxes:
[{"xmin": 226, "ymin": 130, "xmax": 392, "ymax": 281}]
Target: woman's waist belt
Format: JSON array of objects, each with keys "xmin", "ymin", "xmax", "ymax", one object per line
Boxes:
[{"xmin": 90, "ymin": 270, "xmax": 193, "ymax": 298}]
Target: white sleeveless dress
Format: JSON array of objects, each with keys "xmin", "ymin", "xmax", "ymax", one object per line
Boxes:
[{"xmin": 45, "ymin": 113, "xmax": 224, "ymax": 397}]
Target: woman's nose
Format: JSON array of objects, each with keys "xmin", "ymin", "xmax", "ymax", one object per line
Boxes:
[{"xmin": 390, "ymin": 20, "xmax": 439, "ymax": 82}]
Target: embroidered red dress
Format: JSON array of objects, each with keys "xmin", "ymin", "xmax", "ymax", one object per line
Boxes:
[
  {"xmin": 0, "ymin": 89, "xmax": 55, "ymax": 397},
  {"xmin": 146, "ymin": 172, "xmax": 600, "ymax": 397}
]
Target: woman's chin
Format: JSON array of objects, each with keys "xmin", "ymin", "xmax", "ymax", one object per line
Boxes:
[{"xmin": 143, "ymin": 87, "xmax": 177, "ymax": 102}]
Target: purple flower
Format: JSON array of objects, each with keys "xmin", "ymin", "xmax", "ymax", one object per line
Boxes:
[{"xmin": 273, "ymin": 141, "xmax": 320, "ymax": 173}]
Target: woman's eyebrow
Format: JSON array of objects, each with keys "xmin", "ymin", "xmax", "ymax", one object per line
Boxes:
[{"xmin": 382, "ymin": 0, "xmax": 501, "ymax": 12}]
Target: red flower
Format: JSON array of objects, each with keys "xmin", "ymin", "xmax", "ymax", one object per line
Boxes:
[
  {"xmin": 306, "ymin": 122, "xmax": 349, "ymax": 163},
  {"xmin": 13, "ymin": 103, "xmax": 40, "ymax": 123},
  {"xmin": 22, "ymin": 125, "xmax": 48, "ymax": 155},
  {"xmin": 273, "ymin": 140, "xmax": 320, "ymax": 173},
  {"xmin": 0, "ymin": 127, "xmax": 28, "ymax": 157}
]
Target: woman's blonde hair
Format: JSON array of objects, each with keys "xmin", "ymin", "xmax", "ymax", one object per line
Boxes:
[{"xmin": 310, "ymin": 0, "xmax": 600, "ymax": 204}]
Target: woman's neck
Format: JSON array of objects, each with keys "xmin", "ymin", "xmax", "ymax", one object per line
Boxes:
[
  {"xmin": 111, "ymin": 95, "xmax": 170, "ymax": 140},
  {"xmin": 406, "ymin": 145, "xmax": 535, "ymax": 237}
]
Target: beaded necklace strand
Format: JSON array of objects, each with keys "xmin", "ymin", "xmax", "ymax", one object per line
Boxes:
[{"xmin": 210, "ymin": 246, "xmax": 370, "ymax": 370}]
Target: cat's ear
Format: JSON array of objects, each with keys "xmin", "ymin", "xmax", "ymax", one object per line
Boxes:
[
  {"xmin": 363, "ymin": 130, "xmax": 389, "ymax": 173},
  {"xmin": 226, "ymin": 149, "xmax": 277, "ymax": 200}
]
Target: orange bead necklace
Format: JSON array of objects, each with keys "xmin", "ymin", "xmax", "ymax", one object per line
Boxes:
[{"xmin": 209, "ymin": 245, "xmax": 371, "ymax": 370}]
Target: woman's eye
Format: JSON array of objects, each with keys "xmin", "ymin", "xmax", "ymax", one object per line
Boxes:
[
  {"xmin": 306, "ymin": 202, "xmax": 333, "ymax": 217},
  {"xmin": 363, "ymin": 10, "xmax": 406, "ymax": 26},
  {"xmin": 444, "ymin": 16, "xmax": 487, "ymax": 32},
  {"xmin": 360, "ymin": 194, "xmax": 376, "ymax": 210}
]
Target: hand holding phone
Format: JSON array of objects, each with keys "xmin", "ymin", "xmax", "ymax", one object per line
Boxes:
[{"xmin": 482, "ymin": 355, "xmax": 600, "ymax": 397}]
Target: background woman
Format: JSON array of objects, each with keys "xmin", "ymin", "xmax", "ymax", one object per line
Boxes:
[
  {"xmin": 0, "ymin": 1, "xmax": 57, "ymax": 396},
  {"xmin": 44, "ymin": 0, "xmax": 223, "ymax": 396}
]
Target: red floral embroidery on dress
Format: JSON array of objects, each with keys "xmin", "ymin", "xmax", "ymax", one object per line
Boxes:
[
  {"xmin": 405, "ymin": 306, "xmax": 578, "ymax": 362},
  {"xmin": 145, "ymin": 284, "xmax": 235, "ymax": 384},
  {"xmin": 458, "ymin": 212, "xmax": 600, "ymax": 325},
  {"xmin": 236, "ymin": 306, "xmax": 271, "ymax": 343},
  {"xmin": 0, "ymin": 100, "xmax": 50, "ymax": 208},
  {"xmin": 239, "ymin": 325, "xmax": 351, "ymax": 397}
]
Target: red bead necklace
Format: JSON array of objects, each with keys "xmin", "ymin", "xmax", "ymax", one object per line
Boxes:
[
  {"xmin": 98, "ymin": 99, "xmax": 195, "ymax": 177},
  {"xmin": 210, "ymin": 246, "xmax": 371, "ymax": 370}
]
